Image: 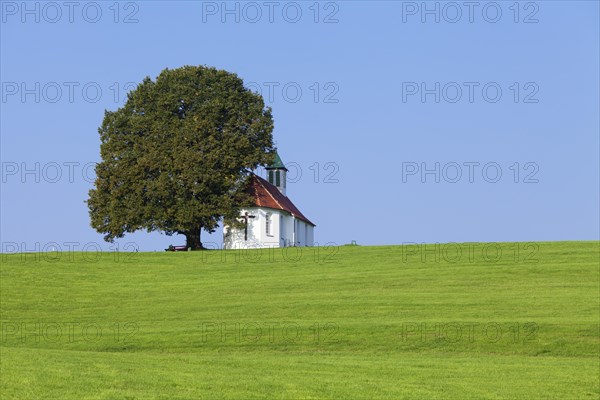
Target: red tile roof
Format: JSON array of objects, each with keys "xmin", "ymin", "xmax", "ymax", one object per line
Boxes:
[{"xmin": 247, "ymin": 174, "xmax": 315, "ymax": 226}]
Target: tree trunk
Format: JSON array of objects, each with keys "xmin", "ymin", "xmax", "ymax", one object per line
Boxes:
[{"xmin": 184, "ymin": 229, "xmax": 204, "ymax": 250}]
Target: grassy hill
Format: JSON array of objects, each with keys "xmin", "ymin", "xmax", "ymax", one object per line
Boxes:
[{"xmin": 1, "ymin": 241, "xmax": 598, "ymax": 399}]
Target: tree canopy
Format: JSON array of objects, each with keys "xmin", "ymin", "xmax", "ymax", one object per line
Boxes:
[{"xmin": 87, "ymin": 66, "xmax": 275, "ymax": 249}]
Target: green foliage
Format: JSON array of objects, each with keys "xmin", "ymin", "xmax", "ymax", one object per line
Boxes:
[
  {"xmin": 1, "ymin": 241, "xmax": 598, "ymax": 398},
  {"xmin": 87, "ymin": 66, "xmax": 275, "ymax": 248}
]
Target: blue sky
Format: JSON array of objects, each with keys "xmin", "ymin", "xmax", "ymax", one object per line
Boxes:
[{"xmin": 1, "ymin": 1, "xmax": 599, "ymax": 252}]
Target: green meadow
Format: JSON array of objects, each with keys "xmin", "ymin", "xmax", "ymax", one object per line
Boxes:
[{"xmin": 1, "ymin": 241, "xmax": 598, "ymax": 399}]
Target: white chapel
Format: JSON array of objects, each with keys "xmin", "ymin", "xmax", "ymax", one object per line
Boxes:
[{"xmin": 223, "ymin": 152, "xmax": 315, "ymax": 249}]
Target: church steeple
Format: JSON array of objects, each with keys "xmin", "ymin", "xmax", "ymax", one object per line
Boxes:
[{"xmin": 266, "ymin": 151, "xmax": 288, "ymax": 195}]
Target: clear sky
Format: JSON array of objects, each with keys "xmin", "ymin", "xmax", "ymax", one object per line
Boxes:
[{"xmin": 1, "ymin": 1, "xmax": 599, "ymax": 252}]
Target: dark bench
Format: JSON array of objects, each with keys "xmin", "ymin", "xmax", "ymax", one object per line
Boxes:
[{"xmin": 165, "ymin": 245, "xmax": 190, "ymax": 252}]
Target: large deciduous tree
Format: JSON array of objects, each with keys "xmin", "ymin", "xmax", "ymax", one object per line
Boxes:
[{"xmin": 87, "ymin": 66, "xmax": 275, "ymax": 249}]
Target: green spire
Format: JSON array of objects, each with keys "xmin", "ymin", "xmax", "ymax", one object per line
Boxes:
[{"xmin": 266, "ymin": 151, "xmax": 287, "ymax": 171}]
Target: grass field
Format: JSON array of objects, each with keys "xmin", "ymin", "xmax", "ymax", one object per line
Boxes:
[{"xmin": 1, "ymin": 241, "xmax": 598, "ymax": 399}]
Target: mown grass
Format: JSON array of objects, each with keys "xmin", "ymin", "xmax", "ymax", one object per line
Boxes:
[{"xmin": 1, "ymin": 241, "xmax": 598, "ymax": 399}]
